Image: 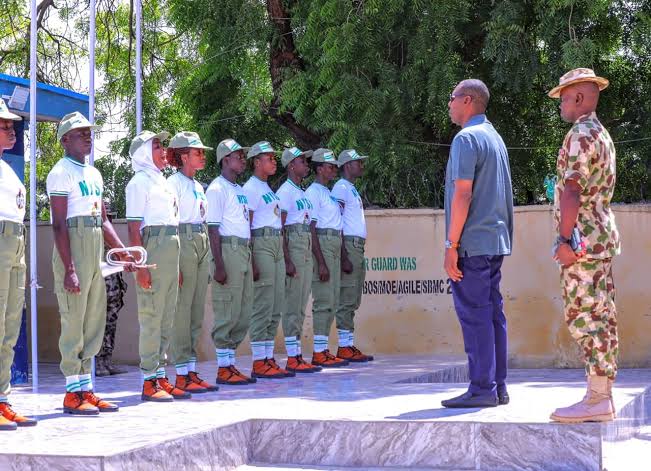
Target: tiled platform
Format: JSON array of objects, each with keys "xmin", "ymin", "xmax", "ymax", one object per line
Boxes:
[{"xmin": 2, "ymin": 356, "xmax": 650, "ymax": 470}]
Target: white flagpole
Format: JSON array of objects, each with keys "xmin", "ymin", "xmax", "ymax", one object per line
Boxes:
[
  {"xmin": 135, "ymin": 0, "xmax": 142, "ymax": 133},
  {"xmin": 89, "ymin": 0, "xmax": 96, "ymax": 165},
  {"xmin": 28, "ymin": 0, "xmax": 39, "ymax": 392}
]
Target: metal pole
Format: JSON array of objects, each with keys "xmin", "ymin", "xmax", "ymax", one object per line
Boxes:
[
  {"xmin": 29, "ymin": 0, "xmax": 39, "ymax": 392},
  {"xmin": 89, "ymin": 0, "xmax": 97, "ymax": 384},
  {"xmin": 135, "ymin": 0, "xmax": 142, "ymax": 133},
  {"xmin": 89, "ymin": 0, "xmax": 96, "ymax": 165}
]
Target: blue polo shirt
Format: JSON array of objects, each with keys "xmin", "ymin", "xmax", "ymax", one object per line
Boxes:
[{"xmin": 444, "ymin": 114, "xmax": 514, "ymax": 257}]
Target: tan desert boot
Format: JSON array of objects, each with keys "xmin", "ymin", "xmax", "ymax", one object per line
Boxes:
[{"xmin": 550, "ymin": 375, "xmax": 615, "ymax": 423}]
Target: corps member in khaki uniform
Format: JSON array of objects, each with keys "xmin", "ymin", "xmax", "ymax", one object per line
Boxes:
[
  {"xmin": 0, "ymin": 99, "xmax": 36, "ymax": 430},
  {"xmin": 48, "ymin": 112, "xmax": 135, "ymax": 415},
  {"xmin": 206, "ymin": 139, "xmax": 256, "ymax": 385},
  {"xmin": 167, "ymin": 131, "xmax": 218, "ymax": 394},
  {"xmin": 126, "ymin": 131, "xmax": 187, "ymax": 402}
]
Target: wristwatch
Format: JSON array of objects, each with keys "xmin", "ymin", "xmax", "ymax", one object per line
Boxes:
[{"xmin": 445, "ymin": 240, "xmax": 460, "ymax": 249}]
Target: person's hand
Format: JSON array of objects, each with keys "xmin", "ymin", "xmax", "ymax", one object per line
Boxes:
[
  {"xmin": 118, "ymin": 252, "xmax": 137, "ymax": 272},
  {"xmin": 179, "ymin": 270, "xmax": 184, "ymax": 287},
  {"xmin": 285, "ymin": 259, "xmax": 297, "ymax": 277},
  {"xmin": 64, "ymin": 268, "xmax": 81, "ymax": 294},
  {"xmin": 444, "ymin": 248, "xmax": 463, "ymax": 282},
  {"xmin": 213, "ymin": 263, "xmax": 227, "ymax": 285},
  {"xmin": 341, "ymin": 257, "xmax": 353, "ymax": 274},
  {"xmin": 318, "ymin": 262, "xmax": 330, "ymax": 282},
  {"xmin": 554, "ymin": 243, "xmax": 579, "ymax": 268},
  {"xmin": 136, "ymin": 268, "xmax": 152, "ymax": 290},
  {"xmin": 252, "ymin": 261, "xmax": 260, "ymax": 282}
]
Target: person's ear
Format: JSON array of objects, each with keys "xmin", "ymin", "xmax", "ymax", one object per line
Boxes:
[{"xmin": 576, "ymin": 92, "xmax": 584, "ymax": 105}]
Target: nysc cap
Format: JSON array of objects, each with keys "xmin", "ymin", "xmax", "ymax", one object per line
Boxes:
[
  {"xmin": 216, "ymin": 138, "xmax": 243, "ymax": 163},
  {"xmin": 337, "ymin": 149, "xmax": 367, "ymax": 167},
  {"xmin": 311, "ymin": 148, "xmax": 337, "ymax": 164},
  {"xmin": 57, "ymin": 111, "xmax": 100, "ymax": 141},
  {"xmin": 129, "ymin": 130, "xmax": 170, "ymax": 157},
  {"xmin": 0, "ymin": 98, "xmax": 21, "ymax": 121},
  {"xmin": 281, "ymin": 147, "xmax": 313, "ymax": 167},
  {"xmin": 247, "ymin": 141, "xmax": 275, "ymax": 159},
  {"xmin": 168, "ymin": 131, "xmax": 213, "ymax": 150}
]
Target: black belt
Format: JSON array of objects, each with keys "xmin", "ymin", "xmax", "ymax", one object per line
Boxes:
[
  {"xmin": 143, "ymin": 225, "xmax": 178, "ymax": 236},
  {"xmin": 251, "ymin": 227, "xmax": 282, "ymax": 237},
  {"xmin": 0, "ymin": 220, "xmax": 24, "ymax": 236},
  {"xmin": 66, "ymin": 215, "xmax": 102, "ymax": 228},
  {"xmin": 315, "ymin": 228, "xmax": 341, "ymax": 236},
  {"xmin": 179, "ymin": 223, "xmax": 206, "ymax": 233},
  {"xmin": 284, "ymin": 224, "xmax": 310, "ymax": 234}
]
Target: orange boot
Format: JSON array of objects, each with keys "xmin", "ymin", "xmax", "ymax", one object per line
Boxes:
[
  {"xmin": 82, "ymin": 391, "xmax": 119, "ymax": 412},
  {"xmin": 337, "ymin": 346, "xmax": 374, "ymax": 363},
  {"xmin": 230, "ymin": 365, "xmax": 257, "ymax": 383},
  {"xmin": 251, "ymin": 359, "xmax": 286, "ymax": 379},
  {"xmin": 63, "ymin": 391, "xmax": 100, "ymax": 415},
  {"xmin": 267, "ymin": 358, "xmax": 295, "ymax": 377},
  {"xmin": 0, "ymin": 415, "xmax": 16, "ymax": 431},
  {"xmin": 312, "ymin": 349, "xmax": 349, "ymax": 368},
  {"xmin": 188, "ymin": 371, "xmax": 219, "ymax": 392},
  {"xmin": 285, "ymin": 355, "xmax": 321, "ymax": 373},
  {"xmin": 0, "ymin": 402, "xmax": 37, "ymax": 427},
  {"xmin": 141, "ymin": 379, "xmax": 174, "ymax": 402},
  {"xmin": 158, "ymin": 377, "xmax": 192, "ymax": 399},
  {"xmin": 175, "ymin": 374, "xmax": 209, "ymax": 393},
  {"xmin": 216, "ymin": 366, "xmax": 249, "ymax": 385}
]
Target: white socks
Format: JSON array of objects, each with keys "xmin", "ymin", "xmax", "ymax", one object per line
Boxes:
[
  {"xmin": 216, "ymin": 349, "xmax": 230, "ymax": 367},
  {"xmin": 79, "ymin": 374, "xmax": 93, "ymax": 391},
  {"xmin": 251, "ymin": 341, "xmax": 266, "ymax": 361},
  {"xmin": 285, "ymin": 336, "xmax": 298, "ymax": 357},
  {"xmin": 313, "ymin": 335, "xmax": 328, "ymax": 353},
  {"xmin": 338, "ymin": 329, "xmax": 351, "ymax": 347},
  {"xmin": 65, "ymin": 375, "xmax": 81, "ymax": 393}
]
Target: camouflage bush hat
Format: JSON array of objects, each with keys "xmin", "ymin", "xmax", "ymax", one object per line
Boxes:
[
  {"xmin": 216, "ymin": 138, "xmax": 244, "ymax": 163},
  {"xmin": 548, "ymin": 68, "xmax": 609, "ymax": 99},
  {"xmin": 57, "ymin": 111, "xmax": 100, "ymax": 141},
  {"xmin": 247, "ymin": 141, "xmax": 275, "ymax": 159},
  {"xmin": 168, "ymin": 131, "xmax": 213, "ymax": 150},
  {"xmin": 337, "ymin": 149, "xmax": 368, "ymax": 167},
  {"xmin": 281, "ymin": 147, "xmax": 313, "ymax": 167},
  {"xmin": 129, "ymin": 130, "xmax": 170, "ymax": 157},
  {"xmin": 0, "ymin": 98, "xmax": 21, "ymax": 121},
  {"xmin": 311, "ymin": 148, "xmax": 337, "ymax": 164}
]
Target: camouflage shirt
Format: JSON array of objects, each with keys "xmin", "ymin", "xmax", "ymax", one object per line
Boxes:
[{"xmin": 554, "ymin": 112, "xmax": 620, "ymax": 259}]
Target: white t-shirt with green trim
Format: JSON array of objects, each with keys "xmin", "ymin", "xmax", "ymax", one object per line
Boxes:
[
  {"xmin": 0, "ymin": 160, "xmax": 26, "ymax": 224},
  {"xmin": 167, "ymin": 172, "xmax": 207, "ymax": 224},
  {"xmin": 243, "ymin": 176, "xmax": 282, "ymax": 230},
  {"xmin": 125, "ymin": 171, "xmax": 179, "ymax": 230},
  {"xmin": 305, "ymin": 182, "xmax": 342, "ymax": 230},
  {"xmin": 331, "ymin": 178, "xmax": 366, "ymax": 238},
  {"xmin": 205, "ymin": 175, "xmax": 250, "ymax": 239},
  {"xmin": 276, "ymin": 179, "xmax": 312, "ymax": 226},
  {"xmin": 46, "ymin": 156, "xmax": 104, "ymax": 220}
]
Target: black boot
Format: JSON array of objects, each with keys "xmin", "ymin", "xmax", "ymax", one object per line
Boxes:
[{"xmin": 95, "ymin": 357, "xmax": 111, "ymax": 377}]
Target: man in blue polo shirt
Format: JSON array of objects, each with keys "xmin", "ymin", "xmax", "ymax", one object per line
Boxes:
[{"xmin": 441, "ymin": 79, "xmax": 514, "ymax": 408}]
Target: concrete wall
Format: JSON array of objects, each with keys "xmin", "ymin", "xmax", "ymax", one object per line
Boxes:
[{"xmin": 29, "ymin": 204, "xmax": 651, "ymax": 368}]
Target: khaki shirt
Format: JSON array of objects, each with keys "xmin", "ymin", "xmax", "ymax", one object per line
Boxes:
[{"xmin": 554, "ymin": 112, "xmax": 620, "ymax": 259}]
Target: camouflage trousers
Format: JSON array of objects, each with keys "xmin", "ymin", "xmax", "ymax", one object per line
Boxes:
[
  {"xmin": 97, "ymin": 272, "xmax": 127, "ymax": 360},
  {"xmin": 560, "ymin": 257, "xmax": 618, "ymax": 379}
]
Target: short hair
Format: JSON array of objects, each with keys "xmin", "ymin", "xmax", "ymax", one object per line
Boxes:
[
  {"xmin": 457, "ymin": 79, "xmax": 490, "ymax": 109},
  {"xmin": 167, "ymin": 147, "xmax": 188, "ymax": 169}
]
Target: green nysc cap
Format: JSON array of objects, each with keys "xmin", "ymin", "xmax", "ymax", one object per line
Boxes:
[
  {"xmin": 129, "ymin": 130, "xmax": 170, "ymax": 157},
  {"xmin": 168, "ymin": 131, "xmax": 213, "ymax": 150},
  {"xmin": 0, "ymin": 98, "xmax": 21, "ymax": 121},
  {"xmin": 337, "ymin": 149, "xmax": 368, "ymax": 167},
  {"xmin": 216, "ymin": 138, "xmax": 244, "ymax": 163},
  {"xmin": 57, "ymin": 111, "xmax": 100, "ymax": 141},
  {"xmin": 247, "ymin": 141, "xmax": 275, "ymax": 159},
  {"xmin": 311, "ymin": 148, "xmax": 337, "ymax": 164}
]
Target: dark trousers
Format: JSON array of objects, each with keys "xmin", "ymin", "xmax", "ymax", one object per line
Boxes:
[{"xmin": 451, "ymin": 255, "xmax": 507, "ymax": 397}]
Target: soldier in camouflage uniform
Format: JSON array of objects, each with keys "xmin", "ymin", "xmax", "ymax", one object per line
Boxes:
[
  {"xmin": 96, "ymin": 202, "xmax": 129, "ymax": 376},
  {"xmin": 547, "ymin": 68, "xmax": 621, "ymax": 423}
]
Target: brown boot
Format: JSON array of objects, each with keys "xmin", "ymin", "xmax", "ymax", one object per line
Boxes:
[
  {"xmin": 175, "ymin": 374, "xmax": 209, "ymax": 394},
  {"xmin": 337, "ymin": 346, "xmax": 372, "ymax": 363},
  {"xmin": 268, "ymin": 358, "xmax": 295, "ymax": 377},
  {"xmin": 82, "ymin": 391, "xmax": 119, "ymax": 412},
  {"xmin": 141, "ymin": 379, "xmax": 174, "ymax": 402},
  {"xmin": 251, "ymin": 359, "xmax": 286, "ymax": 379},
  {"xmin": 550, "ymin": 375, "xmax": 615, "ymax": 423},
  {"xmin": 286, "ymin": 355, "xmax": 321, "ymax": 373},
  {"xmin": 188, "ymin": 371, "xmax": 219, "ymax": 392},
  {"xmin": 63, "ymin": 391, "xmax": 100, "ymax": 415},
  {"xmin": 312, "ymin": 349, "xmax": 349, "ymax": 368},
  {"xmin": 158, "ymin": 377, "xmax": 192, "ymax": 399},
  {"xmin": 0, "ymin": 402, "xmax": 37, "ymax": 427},
  {"xmin": 216, "ymin": 366, "xmax": 249, "ymax": 385}
]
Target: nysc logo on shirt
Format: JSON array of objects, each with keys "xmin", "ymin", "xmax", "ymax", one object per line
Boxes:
[
  {"xmin": 295, "ymin": 198, "xmax": 313, "ymax": 211},
  {"xmin": 78, "ymin": 180, "xmax": 102, "ymax": 197},
  {"xmin": 262, "ymin": 191, "xmax": 280, "ymax": 205}
]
